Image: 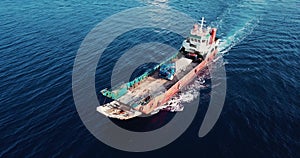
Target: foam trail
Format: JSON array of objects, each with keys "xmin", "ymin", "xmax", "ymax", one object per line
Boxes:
[
  {"xmin": 218, "ymin": 18, "xmax": 260, "ymax": 54},
  {"xmin": 160, "ymin": 76, "xmax": 208, "ymax": 112},
  {"xmin": 211, "ymin": 0, "xmax": 265, "ymax": 54}
]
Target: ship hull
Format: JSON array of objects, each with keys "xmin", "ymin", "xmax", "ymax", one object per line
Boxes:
[{"xmin": 134, "ymin": 49, "xmax": 218, "ymax": 114}]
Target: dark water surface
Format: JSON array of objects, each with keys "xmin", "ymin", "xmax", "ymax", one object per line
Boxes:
[{"xmin": 0, "ymin": 0, "xmax": 299, "ymax": 157}]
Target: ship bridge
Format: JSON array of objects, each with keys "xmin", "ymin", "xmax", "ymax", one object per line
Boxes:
[{"xmin": 182, "ymin": 17, "xmax": 218, "ymax": 55}]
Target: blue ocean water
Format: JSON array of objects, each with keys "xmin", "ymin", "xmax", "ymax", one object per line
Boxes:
[{"xmin": 0, "ymin": 0, "xmax": 299, "ymax": 157}]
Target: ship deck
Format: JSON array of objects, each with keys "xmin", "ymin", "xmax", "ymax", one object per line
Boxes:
[{"xmin": 118, "ymin": 57, "xmax": 199, "ymax": 106}]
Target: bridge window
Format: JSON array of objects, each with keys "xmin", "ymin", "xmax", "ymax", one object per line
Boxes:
[{"xmin": 190, "ymin": 43, "xmax": 196, "ymax": 48}]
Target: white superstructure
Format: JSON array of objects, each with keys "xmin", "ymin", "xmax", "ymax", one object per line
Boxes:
[{"xmin": 181, "ymin": 17, "xmax": 220, "ymax": 57}]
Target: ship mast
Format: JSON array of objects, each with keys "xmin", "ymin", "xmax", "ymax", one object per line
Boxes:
[{"xmin": 200, "ymin": 17, "xmax": 205, "ymax": 32}]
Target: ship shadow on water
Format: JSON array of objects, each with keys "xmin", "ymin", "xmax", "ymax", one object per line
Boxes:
[{"xmin": 110, "ymin": 111, "xmax": 176, "ymax": 132}]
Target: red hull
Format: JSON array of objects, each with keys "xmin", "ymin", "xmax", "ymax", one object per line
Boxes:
[{"xmin": 134, "ymin": 49, "xmax": 218, "ymax": 114}]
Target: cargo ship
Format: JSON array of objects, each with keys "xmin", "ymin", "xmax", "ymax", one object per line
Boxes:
[{"xmin": 97, "ymin": 17, "xmax": 220, "ymax": 120}]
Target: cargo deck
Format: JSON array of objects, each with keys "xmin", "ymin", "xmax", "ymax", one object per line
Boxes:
[{"xmin": 118, "ymin": 57, "xmax": 197, "ymax": 106}]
